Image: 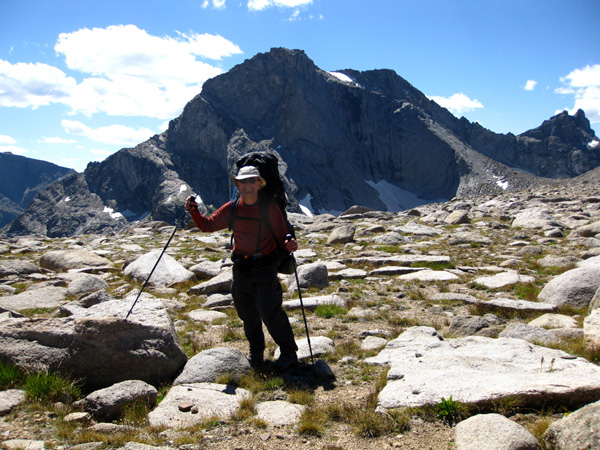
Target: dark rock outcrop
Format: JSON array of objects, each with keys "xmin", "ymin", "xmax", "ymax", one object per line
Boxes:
[
  {"xmin": 0, "ymin": 152, "xmax": 75, "ymax": 228},
  {"xmin": 452, "ymin": 109, "xmax": 600, "ymax": 178},
  {"xmin": 5, "ymin": 48, "xmax": 600, "ymax": 237}
]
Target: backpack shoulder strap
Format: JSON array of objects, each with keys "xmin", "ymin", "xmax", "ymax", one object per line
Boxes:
[
  {"xmin": 228, "ymin": 197, "xmax": 240, "ymax": 231},
  {"xmin": 259, "ymin": 199, "xmax": 289, "ymax": 251}
]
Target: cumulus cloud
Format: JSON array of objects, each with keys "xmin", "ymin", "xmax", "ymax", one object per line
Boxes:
[
  {"xmin": 248, "ymin": 0, "xmax": 313, "ymax": 11},
  {"xmin": 62, "ymin": 119, "xmax": 156, "ymax": 146},
  {"xmin": 556, "ymin": 64, "xmax": 600, "ymax": 125},
  {"xmin": 90, "ymin": 148, "xmax": 115, "ymax": 156},
  {"xmin": 0, "ymin": 145, "xmax": 29, "ymax": 155},
  {"xmin": 0, "ymin": 60, "xmax": 76, "ymax": 109},
  {"xmin": 0, "ymin": 25, "xmax": 242, "ymax": 119},
  {"xmin": 0, "ymin": 135, "xmax": 28, "ymax": 154},
  {"xmin": 55, "ymin": 25, "xmax": 242, "ymax": 118},
  {"xmin": 0, "ymin": 135, "xmax": 17, "ymax": 145},
  {"xmin": 428, "ymin": 92, "xmax": 484, "ymax": 115},
  {"xmin": 524, "ymin": 80, "xmax": 537, "ymax": 91},
  {"xmin": 202, "ymin": 0, "xmax": 226, "ymax": 8}
]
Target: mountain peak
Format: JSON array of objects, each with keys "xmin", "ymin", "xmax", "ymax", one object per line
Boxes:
[{"xmin": 5, "ymin": 49, "xmax": 600, "ymax": 237}]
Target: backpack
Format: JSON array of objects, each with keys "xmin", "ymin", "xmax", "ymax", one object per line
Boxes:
[{"xmin": 228, "ymin": 152, "xmax": 296, "ymax": 274}]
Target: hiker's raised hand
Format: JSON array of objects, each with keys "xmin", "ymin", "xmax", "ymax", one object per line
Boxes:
[
  {"xmin": 284, "ymin": 237, "xmax": 298, "ymax": 252},
  {"xmin": 185, "ymin": 196, "xmax": 198, "ymax": 211}
]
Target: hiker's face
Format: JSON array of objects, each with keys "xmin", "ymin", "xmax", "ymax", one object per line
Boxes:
[{"xmin": 237, "ymin": 177, "xmax": 261, "ymax": 195}]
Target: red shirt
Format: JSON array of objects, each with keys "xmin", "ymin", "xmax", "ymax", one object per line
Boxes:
[{"xmin": 189, "ymin": 199, "xmax": 289, "ymax": 256}]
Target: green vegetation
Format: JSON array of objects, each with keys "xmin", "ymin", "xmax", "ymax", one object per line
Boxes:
[
  {"xmin": 24, "ymin": 369, "xmax": 81, "ymax": 404},
  {"xmin": 315, "ymin": 304, "xmax": 348, "ymax": 318},
  {"xmin": 435, "ymin": 396, "xmax": 469, "ymax": 425},
  {"xmin": 0, "ymin": 360, "xmax": 25, "ymax": 389},
  {"xmin": 0, "ymin": 361, "xmax": 81, "ymax": 404}
]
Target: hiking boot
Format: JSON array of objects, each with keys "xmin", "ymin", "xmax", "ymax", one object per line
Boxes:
[
  {"xmin": 273, "ymin": 353, "xmax": 298, "ymax": 372},
  {"xmin": 248, "ymin": 353, "xmax": 264, "ymax": 368}
]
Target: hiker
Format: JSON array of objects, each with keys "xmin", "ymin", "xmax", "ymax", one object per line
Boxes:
[{"xmin": 185, "ymin": 165, "xmax": 299, "ymax": 371}]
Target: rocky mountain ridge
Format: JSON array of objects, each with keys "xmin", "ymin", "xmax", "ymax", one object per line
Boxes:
[
  {"xmin": 0, "ymin": 152, "xmax": 75, "ymax": 228},
  {"xmin": 4, "ymin": 48, "xmax": 600, "ymax": 238}
]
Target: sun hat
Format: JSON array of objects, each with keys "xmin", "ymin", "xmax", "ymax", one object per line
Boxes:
[{"xmin": 233, "ymin": 165, "xmax": 266, "ymax": 188}]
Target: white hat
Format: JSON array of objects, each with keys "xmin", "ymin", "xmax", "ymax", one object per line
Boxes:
[{"xmin": 233, "ymin": 165, "xmax": 266, "ymax": 188}]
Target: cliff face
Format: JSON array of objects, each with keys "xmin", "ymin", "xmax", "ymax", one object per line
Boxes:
[{"xmin": 6, "ymin": 48, "xmax": 599, "ymax": 237}]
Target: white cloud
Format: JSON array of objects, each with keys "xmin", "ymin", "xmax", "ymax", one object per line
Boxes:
[
  {"xmin": 214, "ymin": 0, "xmax": 227, "ymax": 8},
  {"xmin": 39, "ymin": 137, "xmax": 77, "ymax": 144},
  {"xmin": 248, "ymin": 0, "xmax": 313, "ymax": 11},
  {"xmin": 0, "ymin": 134, "xmax": 28, "ymax": 155},
  {"xmin": 524, "ymin": 80, "xmax": 537, "ymax": 91},
  {"xmin": 556, "ymin": 64, "xmax": 600, "ymax": 125},
  {"xmin": 90, "ymin": 148, "xmax": 115, "ymax": 156},
  {"xmin": 202, "ymin": 0, "xmax": 226, "ymax": 8},
  {"xmin": 0, "ymin": 60, "xmax": 76, "ymax": 109},
  {"xmin": 0, "ymin": 145, "xmax": 29, "ymax": 155},
  {"xmin": 62, "ymin": 119, "xmax": 156, "ymax": 146},
  {"xmin": 159, "ymin": 120, "xmax": 171, "ymax": 133},
  {"xmin": 428, "ymin": 92, "xmax": 484, "ymax": 115},
  {"xmin": 0, "ymin": 26, "xmax": 242, "ymax": 119},
  {"xmin": 54, "ymin": 25, "xmax": 242, "ymax": 118},
  {"xmin": 0, "ymin": 135, "xmax": 17, "ymax": 145}
]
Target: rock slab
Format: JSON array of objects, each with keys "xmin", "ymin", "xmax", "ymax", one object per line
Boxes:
[
  {"xmin": 366, "ymin": 326, "xmax": 600, "ymax": 410},
  {"xmin": 147, "ymin": 383, "xmax": 250, "ymax": 428}
]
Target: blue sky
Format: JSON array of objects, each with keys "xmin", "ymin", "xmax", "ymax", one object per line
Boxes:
[{"xmin": 1, "ymin": 0, "xmax": 599, "ymax": 172}]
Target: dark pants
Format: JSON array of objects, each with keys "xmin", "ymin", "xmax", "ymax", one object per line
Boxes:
[{"xmin": 231, "ymin": 261, "xmax": 298, "ymax": 357}]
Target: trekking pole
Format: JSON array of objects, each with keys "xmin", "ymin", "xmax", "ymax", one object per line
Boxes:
[
  {"xmin": 125, "ymin": 206, "xmax": 189, "ymax": 319},
  {"xmin": 291, "ymin": 252, "xmax": 315, "ymax": 366}
]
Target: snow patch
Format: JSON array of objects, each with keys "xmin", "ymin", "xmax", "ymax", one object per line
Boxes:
[
  {"xmin": 103, "ymin": 206, "xmax": 124, "ymax": 220},
  {"xmin": 63, "ymin": 196, "xmax": 71, "ymax": 203},
  {"xmin": 492, "ymin": 175, "xmax": 509, "ymax": 190},
  {"xmin": 179, "ymin": 184, "xmax": 188, "ymax": 193},
  {"xmin": 366, "ymin": 180, "xmax": 440, "ymax": 211},
  {"xmin": 328, "ymin": 71, "xmax": 363, "ymax": 88},
  {"xmin": 299, "ymin": 194, "xmax": 315, "ymax": 217},
  {"xmin": 588, "ymin": 139, "xmax": 600, "ymax": 149}
]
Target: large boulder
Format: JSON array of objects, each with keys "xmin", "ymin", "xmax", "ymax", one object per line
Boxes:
[
  {"xmin": 366, "ymin": 327, "xmax": 600, "ymax": 411},
  {"xmin": 0, "ymin": 260, "xmax": 42, "ymax": 278},
  {"xmin": 173, "ymin": 348, "xmax": 250, "ymax": 385},
  {"xmin": 499, "ymin": 323, "xmax": 560, "ymax": 346},
  {"xmin": 0, "ymin": 286, "xmax": 68, "ymax": 312},
  {"xmin": 287, "ymin": 262, "xmax": 328, "ymax": 294},
  {"xmin": 66, "ymin": 274, "xmax": 110, "ymax": 297},
  {"xmin": 0, "ymin": 297, "xmax": 187, "ymax": 390},
  {"xmin": 583, "ymin": 309, "xmax": 600, "ymax": 347},
  {"xmin": 576, "ymin": 220, "xmax": 600, "ymax": 238},
  {"xmin": 590, "ymin": 286, "xmax": 600, "ymax": 312},
  {"xmin": 327, "ymin": 225, "xmax": 355, "ymax": 244},
  {"xmin": 543, "ymin": 399, "xmax": 600, "ymax": 450},
  {"xmin": 0, "ymin": 390, "xmax": 26, "ymax": 415},
  {"xmin": 188, "ymin": 269, "xmax": 233, "ymax": 295},
  {"xmin": 81, "ymin": 380, "xmax": 158, "ymax": 421},
  {"xmin": 40, "ymin": 249, "xmax": 114, "ymax": 271},
  {"xmin": 537, "ymin": 266, "xmax": 600, "ymax": 308},
  {"xmin": 123, "ymin": 250, "xmax": 196, "ymax": 287},
  {"xmin": 147, "ymin": 383, "xmax": 251, "ymax": 429},
  {"xmin": 455, "ymin": 413, "xmax": 541, "ymax": 450},
  {"xmin": 511, "ymin": 208, "xmax": 557, "ymax": 229}
]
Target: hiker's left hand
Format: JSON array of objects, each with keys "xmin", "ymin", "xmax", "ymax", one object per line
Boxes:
[{"xmin": 284, "ymin": 237, "xmax": 298, "ymax": 252}]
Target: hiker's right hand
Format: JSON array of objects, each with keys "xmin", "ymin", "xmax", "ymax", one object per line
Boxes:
[{"xmin": 185, "ymin": 196, "xmax": 198, "ymax": 211}]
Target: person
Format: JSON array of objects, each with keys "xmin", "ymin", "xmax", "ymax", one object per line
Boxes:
[{"xmin": 185, "ymin": 165, "xmax": 299, "ymax": 372}]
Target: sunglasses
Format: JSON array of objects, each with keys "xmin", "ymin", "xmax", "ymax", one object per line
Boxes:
[{"xmin": 238, "ymin": 177, "xmax": 259, "ymax": 185}]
